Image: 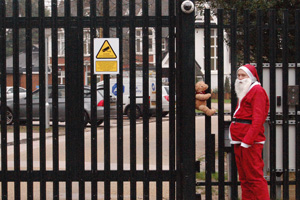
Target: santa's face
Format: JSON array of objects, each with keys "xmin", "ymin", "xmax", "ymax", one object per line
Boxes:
[
  {"xmin": 237, "ymin": 69, "xmax": 249, "ymax": 80},
  {"xmin": 235, "ymin": 70, "xmax": 252, "ymax": 99}
]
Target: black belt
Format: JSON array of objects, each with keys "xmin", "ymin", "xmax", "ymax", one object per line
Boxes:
[{"xmin": 232, "ymin": 118, "xmax": 252, "ymax": 124}]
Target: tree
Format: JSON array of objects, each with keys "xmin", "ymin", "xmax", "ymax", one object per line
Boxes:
[
  {"xmin": 5, "ymin": 0, "xmax": 50, "ymax": 56},
  {"xmin": 195, "ymin": 0, "xmax": 300, "ymax": 64},
  {"xmin": 224, "ymin": 76, "xmax": 230, "ymax": 93}
]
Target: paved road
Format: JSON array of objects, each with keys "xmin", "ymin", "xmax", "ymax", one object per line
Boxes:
[{"xmin": 3, "ymin": 108, "xmax": 232, "ymax": 199}]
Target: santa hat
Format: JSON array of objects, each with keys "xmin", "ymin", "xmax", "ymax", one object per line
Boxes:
[{"xmin": 237, "ymin": 64, "xmax": 260, "ymax": 83}]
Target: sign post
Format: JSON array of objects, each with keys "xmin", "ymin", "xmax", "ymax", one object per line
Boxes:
[{"xmin": 94, "ymin": 38, "xmax": 119, "ymax": 74}]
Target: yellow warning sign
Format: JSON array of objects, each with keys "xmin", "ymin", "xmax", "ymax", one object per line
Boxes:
[
  {"xmin": 95, "ymin": 61, "xmax": 118, "ymax": 72},
  {"xmin": 94, "ymin": 38, "xmax": 119, "ymax": 74},
  {"xmin": 96, "ymin": 40, "xmax": 117, "ymax": 59}
]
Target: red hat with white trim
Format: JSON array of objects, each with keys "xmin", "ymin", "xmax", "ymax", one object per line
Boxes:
[{"xmin": 237, "ymin": 64, "xmax": 260, "ymax": 83}]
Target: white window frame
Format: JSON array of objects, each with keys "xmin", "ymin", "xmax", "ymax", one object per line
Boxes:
[
  {"xmin": 136, "ymin": 38, "xmax": 142, "ymax": 54},
  {"xmin": 58, "ymin": 70, "xmax": 65, "ymax": 84},
  {"xmin": 58, "ymin": 31, "xmax": 65, "ymax": 56},
  {"xmin": 203, "ymin": 29, "xmax": 218, "ymax": 71},
  {"xmin": 135, "ymin": 27, "xmax": 155, "ymax": 55},
  {"xmin": 148, "ymin": 28, "xmax": 155, "ymax": 54},
  {"xmin": 83, "ymin": 29, "xmax": 91, "ymax": 56}
]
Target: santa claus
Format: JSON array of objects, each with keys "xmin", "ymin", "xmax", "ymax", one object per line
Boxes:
[{"xmin": 229, "ymin": 64, "xmax": 270, "ymax": 200}]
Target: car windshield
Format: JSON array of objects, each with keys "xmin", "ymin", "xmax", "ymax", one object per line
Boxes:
[
  {"xmin": 164, "ymin": 86, "xmax": 169, "ymax": 95},
  {"xmin": 32, "ymin": 90, "xmax": 40, "ymax": 99},
  {"xmin": 31, "ymin": 87, "xmax": 101, "ymax": 99},
  {"xmin": 97, "ymin": 89, "xmax": 104, "ymax": 97},
  {"xmin": 32, "ymin": 87, "xmax": 53, "ymax": 99}
]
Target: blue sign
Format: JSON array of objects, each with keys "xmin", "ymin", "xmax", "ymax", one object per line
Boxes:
[
  {"xmin": 152, "ymin": 83, "xmax": 156, "ymax": 91},
  {"xmin": 112, "ymin": 83, "xmax": 124, "ymax": 96}
]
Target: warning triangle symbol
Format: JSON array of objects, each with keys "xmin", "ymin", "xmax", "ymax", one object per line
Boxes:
[{"xmin": 96, "ymin": 40, "xmax": 117, "ymax": 59}]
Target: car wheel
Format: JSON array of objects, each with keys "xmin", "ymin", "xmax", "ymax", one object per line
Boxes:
[
  {"xmin": 126, "ymin": 106, "xmax": 141, "ymax": 119},
  {"xmin": 84, "ymin": 111, "xmax": 89, "ymax": 127},
  {"xmin": 97, "ymin": 120, "xmax": 104, "ymax": 126},
  {"xmin": 6, "ymin": 108, "xmax": 13, "ymax": 125}
]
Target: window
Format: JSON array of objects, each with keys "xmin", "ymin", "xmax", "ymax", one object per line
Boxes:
[
  {"xmin": 58, "ymin": 70, "xmax": 65, "ymax": 84},
  {"xmin": 86, "ymin": 71, "xmax": 91, "ymax": 85},
  {"xmin": 7, "ymin": 88, "xmax": 13, "ymax": 93},
  {"xmin": 48, "ymin": 88, "xmax": 52, "ymax": 98},
  {"xmin": 136, "ymin": 28, "xmax": 142, "ymax": 54},
  {"xmin": 58, "ymin": 88, "xmax": 65, "ymax": 98},
  {"xmin": 204, "ymin": 29, "xmax": 218, "ymax": 71},
  {"xmin": 32, "ymin": 88, "xmax": 52, "ymax": 99},
  {"xmin": 136, "ymin": 30, "xmax": 142, "ymax": 37},
  {"xmin": 149, "ymin": 37, "xmax": 153, "ymax": 53},
  {"xmin": 136, "ymin": 38, "xmax": 141, "ymax": 53},
  {"xmin": 86, "ymin": 71, "xmax": 101, "ymax": 86},
  {"xmin": 58, "ymin": 32, "xmax": 65, "ymax": 56},
  {"xmin": 149, "ymin": 28, "xmax": 154, "ymax": 54},
  {"xmin": 32, "ymin": 90, "xmax": 39, "ymax": 99},
  {"xmin": 135, "ymin": 28, "xmax": 155, "ymax": 54},
  {"xmin": 19, "ymin": 88, "xmax": 26, "ymax": 92},
  {"xmin": 210, "ymin": 29, "xmax": 218, "ymax": 70},
  {"xmin": 162, "ymin": 38, "xmax": 166, "ymax": 51},
  {"xmin": 84, "ymin": 30, "xmax": 90, "ymax": 55}
]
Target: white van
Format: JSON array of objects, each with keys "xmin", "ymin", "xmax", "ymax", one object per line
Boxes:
[
  {"xmin": 97, "ymin": 77, "xmax": 156, "ymax": 119},
  {"xmin": 162, "ymin": 85, "xmax": 170, "ymax": 117}
]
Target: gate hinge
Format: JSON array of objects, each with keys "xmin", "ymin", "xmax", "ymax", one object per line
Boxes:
[{"xmin": 195, "ymin": 160, "xmax": 200, "ymax": 172}]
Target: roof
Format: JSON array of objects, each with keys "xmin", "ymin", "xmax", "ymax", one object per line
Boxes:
[
  {"xmin": 5, "ymin": 45, "xmax": 40, "ymax": 74},
  {"xmin": 195, "ymin": 60, "xmax": 204, "ymax": 77}
]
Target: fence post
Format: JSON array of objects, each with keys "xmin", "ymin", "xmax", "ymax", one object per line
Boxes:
[
  {"xmin": 176, "ymin": 0, "xmax": 196, "ymax": 199},
  {"xmin": 65, "ymin": 24, "xmax": 85, "ymax": 182}
]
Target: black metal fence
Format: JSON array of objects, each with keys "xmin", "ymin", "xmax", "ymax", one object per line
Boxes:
[
  {"xmin": 194, "ymin": 9, "xmax": 300, "ymax": 200},
  {"xmin": 1, "ymin": 0, "xmax": 300, "ymax": 199},
  {"xmin": 0, "ymin": 0, "xmax": 183, "ymax": 199}
]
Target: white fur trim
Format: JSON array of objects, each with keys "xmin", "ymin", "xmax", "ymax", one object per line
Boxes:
[{"xmin": 241, "ymin": 142, "xmax": 251, "ymax": 148}]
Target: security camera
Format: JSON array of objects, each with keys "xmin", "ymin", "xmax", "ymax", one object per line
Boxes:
[{"xmin": 181, "ymin": 0, "xmax": 195, "ymax": 14}]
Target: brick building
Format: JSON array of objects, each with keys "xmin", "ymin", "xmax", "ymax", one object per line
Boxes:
[{"xmin": 5, "ymin": 45, "xmax": 52, "ymax": 91}]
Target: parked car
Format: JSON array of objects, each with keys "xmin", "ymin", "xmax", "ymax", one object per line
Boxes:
[
  {"xmin": 86, "ymin": 87, "xmax": 117, "ymax": 125},
  {"xmin": 3, "ymin": 85, "xmax": 116, "ymax": 126},
  {"xmin": 0, "ymin": 86, "xmax": 27, "ymax": 99},
  {"xmin": 97, "ymin": 77, "xmax": 157, "ymax": 119}
]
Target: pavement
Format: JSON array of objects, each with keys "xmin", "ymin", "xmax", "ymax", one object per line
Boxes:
[
  {"xmin": 212, "ymin": 102, "xmax": 232, "ymax": 112},
  {"xmin": 2, "ymin": 103, "xmax": 233, "ymax": 199}
]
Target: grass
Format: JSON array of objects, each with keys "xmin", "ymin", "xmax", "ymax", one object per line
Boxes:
[
  {"xmin": 196, "ymin": 171, "xmax": 220, "ymax": 180},
  {"xmin": 196, "ymin": 171, "xmax": 228, "ymax": 181},
  {"xmin": 211, "ymin": 99, "xmax": 231, "ymax": 103},
  {"xmin": 196, "ymin": 152, "xmax": 228, "ymax": 181}
]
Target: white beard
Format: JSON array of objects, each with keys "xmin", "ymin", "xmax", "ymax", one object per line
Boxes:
[{"xmin": 235, "ymin": 78, "xmax": 252, "ymax": 100}]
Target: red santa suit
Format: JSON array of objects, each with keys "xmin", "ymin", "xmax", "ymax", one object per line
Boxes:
[{"xmin": 229, "ymin": 64, "xmax": 270, "ymax": 200}]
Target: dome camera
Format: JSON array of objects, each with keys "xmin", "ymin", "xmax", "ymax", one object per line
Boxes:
[{"xmin": 181, "ymin": 0, "xmax": 195, "ymax": 14}]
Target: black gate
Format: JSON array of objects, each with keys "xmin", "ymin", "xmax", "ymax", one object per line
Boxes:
[
  {"xmin": 1, "ymin": 0, "xmax": 300, "ymax": 199},
  {"xmin": 0, "ymin": 0, "xmax": 195, "ymax": 199}
]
